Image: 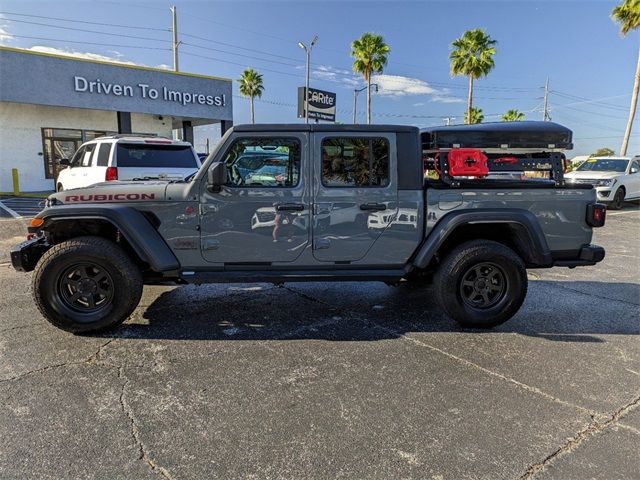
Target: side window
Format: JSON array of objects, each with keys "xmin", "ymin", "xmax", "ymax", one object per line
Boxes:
[
  {"xmin": 321, "ymin": 137, "xmax": 389, "ymax": 187},
  {"xmin": 81, "ymin": 144, "xmax": 95, "ymax": 167},
  {"xmin": 630, "ymin": 161, "xmax": 640, "ymax": 174},
  {"xmin": 95, "ymin": 143, "xmax": 112, "ymax": 167},
  {"xmin": 222, "ymin": 137, "xmax": 301, "ymax": 187},
  {"xmin": 69, "ymin": 146, "xmax": 86, "ymax": 168}
]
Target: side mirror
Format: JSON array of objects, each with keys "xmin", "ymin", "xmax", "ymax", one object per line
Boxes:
[
  {"xmin": 207, "ymin": 162, "xmax": 226, "ymax": 192},
  {"xmin": 58, "ymin": 158, "xmax": 70, "ymax": 167}
]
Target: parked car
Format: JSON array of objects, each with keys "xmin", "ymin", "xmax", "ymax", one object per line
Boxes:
[
  {"xmin": 564, "ymin": 156, "xmax": 640, "ymax": 209},
  {"xmin": 56, "ymin": 135, "xmax": 201, "ymax": 191},
  {"xmin": 13, "ymin": 122, "xmax": 606, "ymax": 334}
]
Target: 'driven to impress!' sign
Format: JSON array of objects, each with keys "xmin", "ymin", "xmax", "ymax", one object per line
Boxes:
[
  {"xmin": 0, "ymin": 47, "xmax": 233, "ymax": 121},
  {"xmin": 297, "ymin": 87, "xmax": 336, "ymax": 122}
]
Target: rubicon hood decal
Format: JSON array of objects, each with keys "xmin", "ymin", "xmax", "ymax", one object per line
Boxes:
[{"xmin": 64, "ymin": 193, "xmax": 155, "ymax": 202}]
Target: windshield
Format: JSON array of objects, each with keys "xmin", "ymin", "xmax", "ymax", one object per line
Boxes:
[
  {"xmin": 116, "ymin": 144, "xmax": 198, "ymax": 168},
  {"xmin": 576, "ymin": 159, "xmax": 628, "ymax": 173}
]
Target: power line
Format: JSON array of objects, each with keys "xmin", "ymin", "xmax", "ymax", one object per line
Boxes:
[
  {"xmin": 1, "ymin": 34, "xmax": 171, "ymax": 51},
  {"xmin": 3, "ymin": 18, "xmax": 171, "ymax": 43},
  {"xmin": 0, "ymin": 11, "xmax": 170, "ymax": 32}
]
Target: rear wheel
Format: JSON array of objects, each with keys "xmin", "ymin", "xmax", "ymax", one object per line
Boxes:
[
  {"xmin": 434, "ymin": 240, "xmax": 527, "ymax": 328},
  {"xmin": 32, "ymin": 236, "xmax": 142, "ymax": 333},
  {"xmin": 609, "ymin": 188, "xmax": 625, "ymax": 210}
]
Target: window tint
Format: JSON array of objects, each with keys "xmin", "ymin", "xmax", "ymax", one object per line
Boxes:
[
  {"xmin": 115, "ymin": 144, "xmax": 198, "ymax": 168},
  {"xmin": 96, "ymin": 144, "xmax": 112, "ymax": 167},
  {"xmin": 222, "ymin": 137, "xmax": 300, "ymax": 187},
  {"xmin": 630, "ymin": 161, "xmax": 640, "ymax": 173},
  {"xmin": 321, "ymin": 137, "xmax": 389, "ymax": 187},
  {"xmin": 81, "ymin": 144, "xmax": 95, "ymax": 167}
]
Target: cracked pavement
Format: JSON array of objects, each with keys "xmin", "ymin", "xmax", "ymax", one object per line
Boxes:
[{"xmin": 1, "ymin": 208, "xmax": 639, "ymax": 479}]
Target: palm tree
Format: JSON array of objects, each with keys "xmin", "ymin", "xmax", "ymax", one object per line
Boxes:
[
  {"xmin": 464, "ymin": 107, "xmax": 484, "ymax": 124},
  {"xmin": 450, "ymin": 29, "xmax": 497, "ymax": 124},
  {"xmin": 501, "ymin": 109, "xmax": 525, "ymax": 122},
  {"xmin": 612, "ymin": 0, "xmax": 640, "ymax": 155},
  {"xmin": 237, "ymin": 68, "xmax": 264, "ymax": 124},
  {"xmin": 351, "ymin": 33, "xmax": 390, "ymax": 124}
]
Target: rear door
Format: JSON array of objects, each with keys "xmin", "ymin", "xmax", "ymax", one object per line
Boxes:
[
  {"xmin": 200, "ymin": 133, "xmax": 309, "ymax": 264},
  {"xmin": 312, "ymin": 132, "xmax": 398, "ymax": 262},
  {"xmin": 88, "ymin": 142, "xmax": 112, "ymax": 185},
  {"xmin": 115, "ymin": 143, "xmax": 200, "ymax": 181}
]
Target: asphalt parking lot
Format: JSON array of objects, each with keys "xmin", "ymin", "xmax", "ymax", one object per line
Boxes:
[{"xmin": 1, "ymin": 207, "xmax": 638, "ymax": 479}]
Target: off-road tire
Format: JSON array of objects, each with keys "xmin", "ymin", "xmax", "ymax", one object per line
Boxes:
[
  {"xmin": 434, "ymin": 240, "xmax": 527, "ymax": 328},
  {"xmin": 32, "ymin": 236, "xmax": 143, "ymax": 333},
  {"xmin": 609, "ymin": 188, "xmax": 625, "ymax": 210}
]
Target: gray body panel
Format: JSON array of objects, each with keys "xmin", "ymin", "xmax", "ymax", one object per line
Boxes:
[{"xmin": 35, "ymin": 125, "xmax": 598, "ymax": 279}]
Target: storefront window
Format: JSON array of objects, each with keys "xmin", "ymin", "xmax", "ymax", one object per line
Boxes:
[{"xmin": 41, "ymin": 128, "xmax": 82, "ymax": 179}]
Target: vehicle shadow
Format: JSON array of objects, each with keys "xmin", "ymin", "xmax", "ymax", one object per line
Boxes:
[{"xmin": 97, "ymin": 280, "xmax": 640, "ymax": 343}]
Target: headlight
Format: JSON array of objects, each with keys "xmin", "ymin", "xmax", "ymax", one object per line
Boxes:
[{"xmin": 595, "ymin": 179, "xmax": 615, "ymax": 187}]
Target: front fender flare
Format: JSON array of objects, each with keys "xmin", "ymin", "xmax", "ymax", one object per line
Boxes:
[
  {"xmin": 411, "ymin": 208, "xmax": 553, "ymax": 269},
  {"xmin": 36, "ymin": 204, "xmax": 180, "ymax": 272}
]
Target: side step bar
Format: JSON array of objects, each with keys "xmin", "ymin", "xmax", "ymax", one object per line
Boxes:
[{"xmin": 179, "ymin": 269, "xmax": 407, "ymax": 284}]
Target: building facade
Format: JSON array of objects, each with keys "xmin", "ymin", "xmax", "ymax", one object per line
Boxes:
[{"xmin": 0, "ymin": 47, "xmax": 233, "ymax": 192}]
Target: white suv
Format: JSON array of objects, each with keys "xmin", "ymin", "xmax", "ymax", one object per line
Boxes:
[
  {"xmin": 565, "ymin": 156, "xmax": 640, "ymax": 209},
  {"xmin": 56, "ymin": 135, "xmax": 201, "ymax": 191}
]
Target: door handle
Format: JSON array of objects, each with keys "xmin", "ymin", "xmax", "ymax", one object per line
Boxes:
[
  {"xmin": 359, "ymin": 203, "xmax": 387, "ymax": 211},
  {"xmin": 276, "ymin": 203, "xmax": 305, "ymax": 212}
]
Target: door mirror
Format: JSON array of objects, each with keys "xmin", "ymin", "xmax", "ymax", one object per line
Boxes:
[
  {"xmin": 207, "ymin": 162, "xmax": 226, "ymax": 192},
  {"xmin": 58, "ymin": 158, "xmax": 70, "ymax": 167}
]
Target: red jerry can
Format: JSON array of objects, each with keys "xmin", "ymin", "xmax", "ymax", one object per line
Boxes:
[{"xmin": 447, "ymin": 149, "xmax": 489, "ymax": 177}]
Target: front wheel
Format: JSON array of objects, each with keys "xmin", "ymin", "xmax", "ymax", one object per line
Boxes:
[
  {"xmin": 32, "ymin": 236, "xmax": 143, "ymax": 333},
  {"xmin": 434, "ymin": 240, "xmax": 527, "ymax": 328},
  {"xmin": 609, "ymin": 188, "xmax": 625, "ymax": 210}
]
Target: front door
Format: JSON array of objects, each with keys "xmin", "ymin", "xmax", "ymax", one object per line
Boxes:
[
  {"xmin": 46, "ymin": 138, "xmax": 80, "ymax": 182},
  {"xmin": 200, "ymin": 133, "xmax": 309, "ymax": 264},
  {"xmin": 312, "ymin": 132, "xmax": 398, "ymax": 262}
]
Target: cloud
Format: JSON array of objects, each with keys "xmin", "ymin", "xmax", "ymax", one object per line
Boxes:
[
  {"xmin": 0, "ymin": 15, "xmax": 14, "ymax": 42},
  {"xmin": 26, "ymin": 46, "xmax": 139, "ymax": 65},
  {"xmin": 412, "ymin": 102, "xmax": 425, "ymax": 107},
  {"xmin": 311, "ymin": 64, "xmax": 360, "ymax": 87},
  {"xmin": 155, "ymin": 63, "xmax": 172, "ymax": 70},
  {"xmin": 372, "ymin": 74, "xmax": 463, "ymax": 103}
]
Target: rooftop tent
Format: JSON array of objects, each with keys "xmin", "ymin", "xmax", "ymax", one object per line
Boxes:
[{"xmin": 421, "ymin": 121, "xmax": 573, "ymax": 150}]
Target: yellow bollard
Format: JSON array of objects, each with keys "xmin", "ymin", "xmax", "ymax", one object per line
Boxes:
[{"xmin": 12, "ymin": 168, "xmax": 20, "ymax": 196}]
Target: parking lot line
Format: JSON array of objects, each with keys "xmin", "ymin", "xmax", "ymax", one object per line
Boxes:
[{"xmin": 0, "ymin": 201, "xmax": 20, "ymax": 218}]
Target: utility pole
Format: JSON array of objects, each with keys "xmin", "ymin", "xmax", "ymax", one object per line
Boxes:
[
  {"xmin": 542, "ymin": 77, "xmax": 550, "ymax": 121},
  {"xmin": 170, "ymin": 6, "xmax": 179, "ymax": 72}
]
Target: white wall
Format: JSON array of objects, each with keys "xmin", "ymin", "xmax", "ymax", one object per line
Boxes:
[{"xmin": 0, "ymin": 102, "xmax": 172, "ymax": 192}]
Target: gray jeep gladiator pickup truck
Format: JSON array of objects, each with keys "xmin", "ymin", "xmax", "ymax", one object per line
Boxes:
[{"xmin": 11, "ymin": 122, "xmax": 606, "ymax": 333}]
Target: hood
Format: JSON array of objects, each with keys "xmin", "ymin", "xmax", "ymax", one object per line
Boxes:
[
  {"xmin": 49, "ymin": 180, "xmax": 169, "ymax": 205},
  {"xmin": 565, "ymin": 171, "xmax": 621, "ymax": 180}
]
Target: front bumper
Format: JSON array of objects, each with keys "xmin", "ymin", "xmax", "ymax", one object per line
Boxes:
[
  {"xmin": 10, "ymin": 237, "xmax": 50, "ymax": 272},
  {"xmin": 594, "ymin": 187, "xmax": 614, "ymax": 202},
  {"xmin": 553, "ymin": 244, "xmax": 605, "ymax": 268}
]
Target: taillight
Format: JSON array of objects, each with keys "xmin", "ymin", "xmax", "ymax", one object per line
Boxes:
[
  {"xmin": 586, "ymin": 203, "xmax": 606, "ymax": 227},
  {"xmin": 105, "ymin": 167, "xmax": 118, "ymax": 181}
]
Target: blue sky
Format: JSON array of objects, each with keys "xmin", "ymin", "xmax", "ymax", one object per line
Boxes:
[{"xmin": 0, "ymin": 0, "xmax": 638, "ymax": 155}]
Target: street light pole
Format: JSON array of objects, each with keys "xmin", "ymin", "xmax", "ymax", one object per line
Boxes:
[
  {"xmin": 298, "ymin": 35, "xmax": 318, "ymax": 124},
  {"xmin": 353, "ymin": 84, "xmax": 378, "ymax": 124}
]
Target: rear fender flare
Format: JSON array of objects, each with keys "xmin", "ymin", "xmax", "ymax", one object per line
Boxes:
[{"xmin": 411, "ymin": 208, "xmax": 553, "ymax": 268}]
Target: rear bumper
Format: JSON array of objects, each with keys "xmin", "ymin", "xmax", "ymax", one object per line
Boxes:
[
  {"xmin": 553, "ymin": 244, "xmax": 605, "ymax": 267},
  {"xmin": 10, "ymin": 237, "xmax": 50, "ymax": 272}
]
